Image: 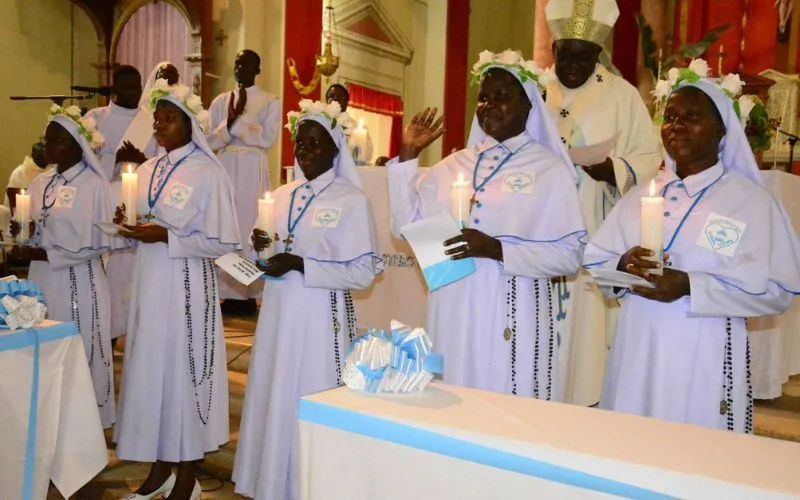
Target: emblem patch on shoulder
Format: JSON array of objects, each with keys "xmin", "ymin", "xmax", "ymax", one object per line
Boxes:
[
  {"xmin": 696, "ymin": 212, "xmax": 747, "ymax": 257},
  {"xmin": 312, "ymin": 207, "xmax": 342, "ymax": 228},
  {"xmin": 501, "ymin": 172, "xmax": 535, "ymax": 194}
]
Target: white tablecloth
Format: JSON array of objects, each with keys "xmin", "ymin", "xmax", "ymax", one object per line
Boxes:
[
  {"xmin": 300, "ymin": 383, "xmax": 800, "ymax": 499},
  {"xmin": 0, "ymin": 321, "xmax": 108, "ymax": 500},
  {"xmin": 351, "ymin": 167, "xmax": 427, "ymax": 329},
  {"xmin": 750, "ymin": 171, "xmax": 800, "ymax": 398}
]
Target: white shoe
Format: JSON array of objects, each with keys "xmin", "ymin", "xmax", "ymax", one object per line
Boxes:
[
  {"xmin": 189, "ymin": 480, "xmax": 202, "ymax": 500},
  {"xmin": 124, "ymin": 473, "xmax": 176, "ymax": 500}
]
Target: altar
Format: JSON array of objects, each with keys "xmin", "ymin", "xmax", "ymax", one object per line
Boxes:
[
  {"xmin": 0, "ymin": 321, "xmax": 107, "ymax": 500},
  {"xmin": 299, "ymin": 383, "xmax": 800, "ymax": 499}
]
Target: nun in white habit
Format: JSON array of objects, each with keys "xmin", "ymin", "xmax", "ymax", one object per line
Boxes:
[
  {"xmin": 386, "ymin": 50, "xmax": 586, "ymax": 401},
  {"xmin": 583, "ymin": 73, "xmax": 800, "ymax": 432},
  {"xmin": 113, "ymin": 80, "xmax": 240, "ymax": 500},
  {"xmin": 232, "ymin": 100, "xmax": 382, "ymax": 500},
  {"xmin": 12, "ymin": 106, "xmax": 124, "ymax": 429}
]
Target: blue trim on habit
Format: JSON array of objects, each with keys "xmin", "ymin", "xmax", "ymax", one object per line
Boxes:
[
  {"xmin": 305, "ymin": 252, "xmax": 386, "ymax": 276},
  {"xmin": 495, "ymin": 229, "xmax": 589, "ymax": 246},
  {"xmin": 298, "ymin": 399, "xmax": 676, "ymax": 500},
  {"xmin": 0, "ymin": 322, "xmax": 80, "ymax": 500},
  {"xmin": 661, "ymin": 169, "xmax": 725, "ymax": 252}
]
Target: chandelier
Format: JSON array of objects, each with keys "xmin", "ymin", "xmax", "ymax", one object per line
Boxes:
[{"xmin": 316, "ymin": 0, "xmax": 339, "ymax": 78}]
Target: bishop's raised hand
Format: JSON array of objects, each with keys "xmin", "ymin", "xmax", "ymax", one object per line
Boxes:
[{"xmin": 398, "ymin": 107, "xmax": 445, "ymax": 162}]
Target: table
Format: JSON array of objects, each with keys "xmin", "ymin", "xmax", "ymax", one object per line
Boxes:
[
  {"xmin": 0, "ymin": 321, "xmax": 108, "ymax": 500},
  {"xmin": 750, "ymin": 171, "xmax": 800, "ymax": 398},
  {"xmin": 299, "ymin": 383, "xmax": 800, "ymax": 499},
  {"xmin": 351, "ymin": 167, "xmax": 427, "ymax": 329}
]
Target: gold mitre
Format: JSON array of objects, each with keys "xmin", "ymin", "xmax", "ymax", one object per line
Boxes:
[{"xmin": 545, "ymin": 0, "xmax": 619, "ymax": 47}]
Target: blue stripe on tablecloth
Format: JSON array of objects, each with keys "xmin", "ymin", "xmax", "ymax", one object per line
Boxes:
[
  {"xmin": 0, "ymin": 322, "xmax": 79, "ymax": 500},
  {"xmin": 299, "ymin": 399, "xmax": 675, "ymax": 500}
]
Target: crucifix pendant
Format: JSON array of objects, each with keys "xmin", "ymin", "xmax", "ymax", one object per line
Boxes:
[
  {"xmin": 469, "ymin": 193, "xmax": 478, "ymax": 215},
  {"xmin": 39, "ymin": 211, "xmax": 49, "ymax": 228},
  {"xmin": 283, "ymin": 235, "xmax": 294, "ymax": 247},
  {"xmin": 144, "ymin": 212, "xmax": 155, "ymax": 221}
]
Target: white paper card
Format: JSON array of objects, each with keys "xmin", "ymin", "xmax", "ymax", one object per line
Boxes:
[
  {"xmin": 569, "ymin": 132, "xmax": 620, "ymax": 166},
  {"xmin": 400, "ymin": 214, "xmax": 462, "ymax": 268},
  {"xmin": 588, "ymin": 268, "xmax": 656, "ymax": 289},
  {"xmin": 94, "ymin": 222, "xmax": 128, "ymax": 236},
  {"xmin": 696, "ymin": 212, "xmax": 747, "ymax": 257},
  {"xmin": 215, "ymin": 252, "xmax": 264, "ymax": 286}
]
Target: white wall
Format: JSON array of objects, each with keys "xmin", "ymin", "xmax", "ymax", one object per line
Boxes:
[{"xmin": 0, "ymin": 0, "xmax": 100, "ymax": 182}]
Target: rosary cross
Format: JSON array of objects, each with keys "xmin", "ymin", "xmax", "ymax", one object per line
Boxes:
[
  {"xmin": 469, "ymin": 193, "xmax": 479, "ymax": 215},
  {"xmin": 283, "ymin": 234, "xmax": 294, "ymax": 247}
]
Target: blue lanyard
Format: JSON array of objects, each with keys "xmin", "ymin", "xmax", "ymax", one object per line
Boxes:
[
  {"xmin": 287, "ymin": 177, "xmax": 335, "ymax": 236},
  {"xmin": 41, "ymin": 166, "xmax": 86, "ymax": 211},
  {"xmin": 471, "ymin": 142, "xmax": 527, "ymax": 196},
  {"xmin": 147, "ymin": 146, "xmax": 196, "ymax": 212},
  {"xmin": 662, "ymin": 182, "xmax": 711, "ymax": 252}
]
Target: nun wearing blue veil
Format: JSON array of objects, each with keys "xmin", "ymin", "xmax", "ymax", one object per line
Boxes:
[{"xmin": 584, "ymin": 69, "xmax": 800, "ymax": 433}]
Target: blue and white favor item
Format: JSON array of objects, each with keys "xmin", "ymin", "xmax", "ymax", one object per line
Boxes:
[
  {"xmin": 0, "ymin": 277, "xmax": 47, "ymax": 331},
  {"xmin": 400, "ymin": 213, "xmax": 476, "ymax": 291},
  {"xmin": 342, "ymin": 320, "xmax": 443, "ymax": 394}
]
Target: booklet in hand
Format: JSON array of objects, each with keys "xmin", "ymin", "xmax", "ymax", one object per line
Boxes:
[{"xmin": 401, "ymin": 214, "xmax": 476, "ymax": 291}]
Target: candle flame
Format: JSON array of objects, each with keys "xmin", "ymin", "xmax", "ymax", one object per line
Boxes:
[
  {"xmin": 649, "ymin": 179, "xmax": 656, "ymax": 197},
  {"xmin": 127, "ymin": 164, "xmax": 135, "ymax": 174},
  {"xmin": 357, "ymin": 118, "xmax": 364, "ymax": 130},
  {"xmin": 20, "ymin": 189, "xmax": 26, "ymax": 196},
  {"xmin": 457, "ymin": 172, "xmax": 464, "ymax": 183},
  {"xmin": 263, "ymin": 191, "xmax": 272, "ymax": 201}
]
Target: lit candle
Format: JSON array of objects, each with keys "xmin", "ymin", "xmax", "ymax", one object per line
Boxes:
[
  {"xmin": 350, "ymin": 118, "xmax": 371, "ymax": 166},
  {"xmin": 718, "ymin": 45, "xmax": 724, "ymax": 76},
  {"xmin": 120, "ymin": 163, "xmax": 138, "ymax": 225},
  {"xmin": 257, "ymin": 191, "xmax": 276, "ymax": 260},
  {"xmin": 640, "ymin": 179, "xmax": 664, "ymax": 275},
  {"xmin": 450, "ymin": 172, "xmax": 470, "ymax": 230},
  {"xmin": 15, "ymin": 189, "xmax": 30, "ymax": 243},
  {"xmin": 657, "ymin": 48, "xmax": 663, "ymax": 79}
]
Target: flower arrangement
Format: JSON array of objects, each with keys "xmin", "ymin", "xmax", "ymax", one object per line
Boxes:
[
  {"xmin": 653, "ymin": 58, "xmax": 774, "ymax": 152},
  {"xmin": 47, "ymin": 104, "xmax": 105, "ymax": 151},
  {"xmin": 284, "ymin": 99, "xmax": 356, "ymax": 139},
  {"xmin": 470, "ymin": 49, "xmax": 555, "ymax": 94},
  {"xmin": 148, "ymin": 79, "xmax": 211, "ymax": 132}
]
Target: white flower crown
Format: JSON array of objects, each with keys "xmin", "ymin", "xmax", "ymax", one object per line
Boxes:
[
  {"xmin": 653, "ymin": 58, "xmax": 754, "ymax": 125},
  {"xmin": 470, "ymin": 50, "xmax": 555, "ymax": 94},
  {"xmin": 47, "ymin": 104, "xmax": 105, "ymax": 151},
  {"xmin": 148, "ymin": 79, "xmax": 211, "ymax": 132},
  {"xmin": 285, "ymin": 99, "xmax": 356, "ymax": 139}
]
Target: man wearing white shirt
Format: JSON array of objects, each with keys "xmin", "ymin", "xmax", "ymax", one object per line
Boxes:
[
  {"xmin": 5, "ymin": 142, "xmax": 51, "ymax": 205},
  {"xmin": 207, "ymin": 49, "xmax": 281, "ymax": 313}
]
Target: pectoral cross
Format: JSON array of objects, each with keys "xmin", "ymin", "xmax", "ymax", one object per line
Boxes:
[
  {"xmin": 144, "ymin": 212, "xmax": 155, "ymax": 221},
  {"xmin": 283, "ymin": 234, "xmax": 294, "ymax": 247},
  {"xmin": 39, "ymin": 211, "xmax": 49, "ymax": 228},
  {"xmin": 469, "ymin": 193, "xmax": 478, "ymax": 215}
]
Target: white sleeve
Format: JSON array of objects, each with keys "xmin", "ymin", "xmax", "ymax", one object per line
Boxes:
[
  {"xmin": 689, "ymin": 272, "xmax": 794, "ymax": 317},
  {"xmin": 500, "ymin": 238, "xmax": 584, "ymax": 279},
  {"xmin": 167, "ymin": 231, "xmax": 239, "ymax": 259},
  {"xmin": 303, "ymin": 254, "xmax": 378, "ymax": 290},
  {"xmin": 386, "ymin": 157, "xmax": 424, "ymax": 239},
  {"xmin": 205, "ymin": 94, "xmax": 232, "ymax": 151},
  {"xmin": 228, "ymin": 99, "xmax": 281, "ymax": 149},
  {"xmin": 609, "ymin": 88, "xmax": 662, "ymax": 195}
]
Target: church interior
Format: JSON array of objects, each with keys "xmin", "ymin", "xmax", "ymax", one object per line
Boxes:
[{"xmin": 3, "ymin": 0, "xmax": 800, "ymax": 499}]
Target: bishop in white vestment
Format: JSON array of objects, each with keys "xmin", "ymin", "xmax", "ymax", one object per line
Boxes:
[{"xmin": 544, "ymin": 0, "xmax": 662, "ymax": 406}]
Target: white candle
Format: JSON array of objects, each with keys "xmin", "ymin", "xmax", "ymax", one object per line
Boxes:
[
  {"xmin": 450, "ymin": 172, "xmax": 470, "ymax": 230},
  {"xmin": 15, "ymin": 189, "xmax": 30, "ymax": 243},
  {"xmin": 257, "ymin": 191, "xmax": 276, "ymax": 260},
  {"xmin": 640, "ymin": 179, "xmax": 664, "ymax": 275},
  {"xmin": 120, "ymin": 163, "xmax": 138, "ymax": 225},
  {"xmin": 284, "ymin": 166, "xmax": 295, "ymax": 185},
  {"xmin": 773, "ymin": 133, "xmax": 779, "ymax": 169},
  {"xmin": 350, "ymin": 118, "xmax": 371, "ymax": 165}
]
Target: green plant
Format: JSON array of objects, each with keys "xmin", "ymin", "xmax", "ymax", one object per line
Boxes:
[{"xmin": 636, "ymin": 14, "xmax": 731, "ymax": 82}]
